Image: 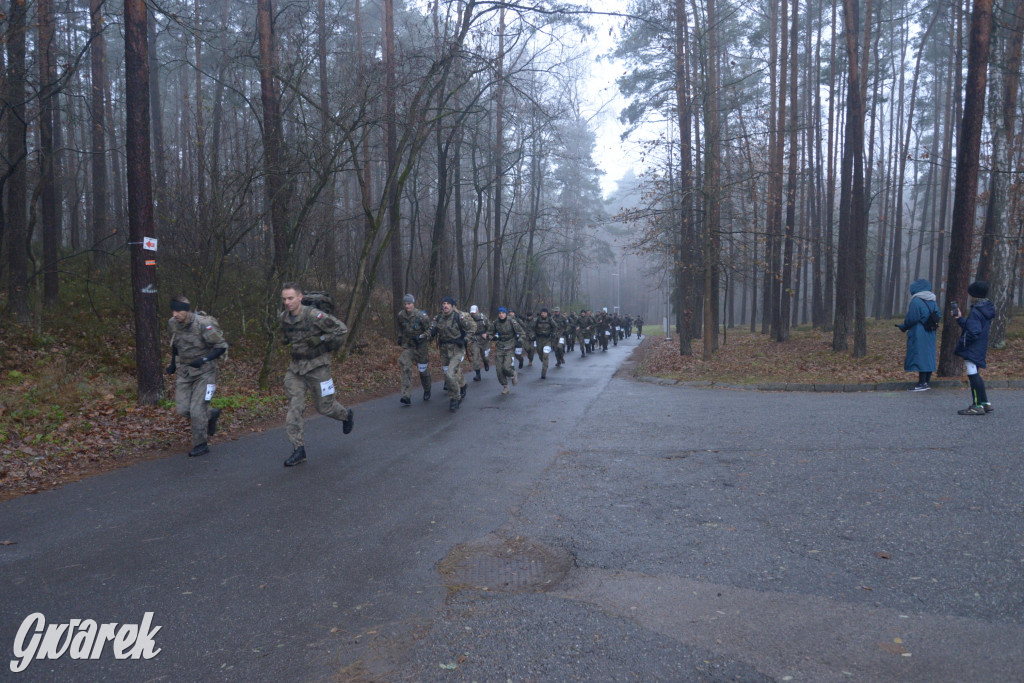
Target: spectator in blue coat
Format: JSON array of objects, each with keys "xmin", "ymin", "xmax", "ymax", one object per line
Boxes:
[
  {"xmin": 954, "ymin": 280, "xmax": 996, "ymax": 415},
  {"xmin": 897, "ymin": 278, "xmax": 940, "ymax": 391}
]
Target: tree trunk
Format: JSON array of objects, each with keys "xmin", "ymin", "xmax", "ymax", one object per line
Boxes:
[
  {"xmin": 38, "ymin": 0, "xmax": 61, "ymax": 305},
  {"xmin": 675, "ymin": 0, "xmax": 694, "ymax": 355},
  {"xmin": 125, "ymin": 0, "xmax": 163, "ymax": 404},
  {"xmin": 257, "ymin": 0, "xmax": 288, "ymax": 276},
  {"xmin": 701, "ymin": 0, "xmax": 720, "ymax": 360},
  {"xmin": 489, "ymin": 8, "xmax": 506, "ymax": 315},
  {"xmin": 384, "ymin": 0, "xmax": 404, "ymax": 328},
  {"xmin": 976, "ymin": 0, "xmax": 1024, "ymax": 347},
  {"xmin": 778, "ymin": 0, "xmax": 798, "ymax": 341},
  {"xmin": 5, "ymin": 0, "xmax": 30, "ymax": 322},
  {"xmin": 89, "ymin": 0, "xmax": 110, "ymax": 267},
  {"xmin": 938, "ymin": 0, "xmax": 993, "ymax": 375}
]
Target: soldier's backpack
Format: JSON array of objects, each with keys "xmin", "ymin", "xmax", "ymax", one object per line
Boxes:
[
  {"xmin": 301, "ymin": 292, "xmax": 344, "ymax": 351},
  {"xmin": 922, "ymin": 304, "xmax": 941, "ymax": 332}
]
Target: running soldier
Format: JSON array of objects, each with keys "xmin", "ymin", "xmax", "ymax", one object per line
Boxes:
[
  {"xmin": 530, "ymin": 308, "xmax": 559, "ymax": 379},
  {"xmin": 487, "ymin": 307, "xmax": 525, "ymax": 394},
  {"xmin": 467, "ymin": 304, "xmax": 490, "ymax": 382},
  {"xmin": 431, "ymin": 296, "xmax": 476, "ymax": 412},
  {"xmin": 279, "ymin": 283, "xmax": 354, "ymax": 467},
  {"xmin": 397, "ymin": 293, "xmax": 433, "ymax": 405},
  {"xmin": 166, "ymin": 295, "xmax": 228, "ymax": 457},
  {"xmin": 551, "ymin": 307, "xmax": 568, "ymax": 367}
]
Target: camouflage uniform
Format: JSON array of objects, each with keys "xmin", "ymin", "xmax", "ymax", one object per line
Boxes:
[
  {"xmin": 397, "ymin": 306, "xmax": 433, "ymax": 400},
  {"xmin": 551, "ymin": 310, "xmax": 568, "ymax": 366},
  {"xmin": 169, "ymin": 312, "xmax": 228, "ymax": 448},
  {"xmin": 577, "ymin": 311, "xmax": 596, "ymax": 355},
  {"xmin": 280, "ymin": 305, "xmax": 350, "ymax": 449},
  {"xmin": 468, "ymin": 310, "xmax": 490, "ymax": 374},
  {"xmin": 523, "ymin": 314, "xmax": 537, "ymax": 366},
  {"xmin": 611, "ymin": 313, "xmax": 622, "ymax": 344},
  {"xmin": 595, "ymin": 311, "xmax": 611, "ymax": 351},
  {"xmin": 487, "ymin": 314, "xmax": 526, "ymax": 390},
  {"xmin": 635, "ymin": 316, "xmax": 644, "ymax": 339},
  {"xmin": 530, "ymin": 313, "xmax": 559, "ymax": 378},
  {"xmin": 432, "ymin": 308, "xmax": 476, "ymax": 401},
  {"xmin": 565, "ymin": 313, "xmax": 578, "ymax": 352}
]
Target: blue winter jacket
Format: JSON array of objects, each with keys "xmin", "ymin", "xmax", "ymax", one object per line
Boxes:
[
  {"xmin": 898, "ymin": 278, "xmax": 940, "ymax": 372},
  {"xmin": 954, "ymin": 298, "xmax": 996, "ymax": 368}
]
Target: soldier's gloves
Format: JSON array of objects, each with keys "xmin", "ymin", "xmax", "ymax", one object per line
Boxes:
[
  {"xmin": 188, "ymin": 357, "xmax": 207, "ymax": 368},
  {"xmin": 165, "ymin": 361, "xmax": 177, "ymax": 375}
]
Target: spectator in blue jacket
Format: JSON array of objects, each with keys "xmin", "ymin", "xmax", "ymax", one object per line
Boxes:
[
  {"xmin": 897, "ymin": 278, "xmax": 940, "ymax": 391},
  {"xmin": 954, "ymin": 280, "xmax": 996, "ymax": 415}
]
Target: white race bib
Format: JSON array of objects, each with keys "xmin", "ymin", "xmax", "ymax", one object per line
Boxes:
[
  {"xmin": 543, "ymin": 345, "xmax": 552, "ymax": 354},
  {"xmin": 533, "ymin": 341, "xmax": 537, "ymax": 347},
  {"xmin": 559, "ymin": 337, "xmax": 565, "ymax": 345},
  {"xmin": 205, "ymin": 384, "xmax": 216, "ymax": 401},
  {"xmin": 484, "ymin": 349, "xmax": 490, "ymax": 358},
  {"xmin": 605, "ymin": 331, "xmax": 611, "ymax": 336},
  {"xmin": 320, "ymin": 378, "xmax": 335, "ymax": 397},
  {"xmin": 515, "ymin": 347, "xmax": 522, "ymax": 355},
  {"xmin": 417, "ymin": 363, "xmax": 429, "ymax": 373},
  {"xmin": 584, "ymin": 338, "xmax": 590, "ymax": 344}
]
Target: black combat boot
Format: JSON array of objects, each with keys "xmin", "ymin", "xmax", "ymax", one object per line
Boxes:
[
  {"xmin": 483, "ymin": 358, "xmax": 490, "ymax": 371},
  {"xmin": 207, "ymin": 408, "xmax": 221, "ymax": 436},
  {"xmin": 474, "ymin": 369, "xmax": 481, "ymax": 382},
  {"xmin": 449, "ymin": 398, "xmax": 458, "ymax": 412},
  {"xmin": 342, "ymin": 408, "xmax": 355, "ymax": 434},
  {"xmin": 420, "ymin": 372, "xmax": 432, "ymax": 401},
  {"xmin": 460, "ymin": 384, "xmax": 467, "ymax": 400},
  {"xmin": 284, "ymin": 446, "xmax": 306, "ymax": 467},
  {"xmin": 188, "ymin": 443, "xmax": 209, "ymax": 457},
  {"xmin": 400, "ymin": 396, "xmax": 411, "ymax": 406}
]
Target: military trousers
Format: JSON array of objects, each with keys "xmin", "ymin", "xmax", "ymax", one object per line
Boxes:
[
  {"xmin": 494, "ymin": 347, "xmax": 516, "ymax": 386},
  {"xmin": 468, "ymin": 338, "xmax": 488, "ymax": 371},
  {"xmin": 536, "ymin": 339, "xmax": 554, "ymax": 374},
  {"xmin": 175, "ymin": 363, "xmax": 217, "ymax": 447},
  {"xmin": 554, "ymin": 335, "xmax": 566, "ymax": 364},
  {"xmin": 439, "ymin": 343, "xmax": 466, "ymax": 399},
  {"xmin": 399, "ymin": 344, "xmax": 430, "ymax": 399},
  {"xmin": 284, "ymin": 363, "xmax": 349, "ymax": 449}
]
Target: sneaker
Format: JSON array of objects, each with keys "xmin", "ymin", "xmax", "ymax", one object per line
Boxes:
[
  {"xmin": 400, "ymin": 396, "xmax": 411, "ymax": 406},
  {"xmin": 188, "ymin": 443, "xmax": 209, "ymax": 458},
  {"xmin": 207, "ymin": 408, "xmax": 222, "ymax": 436},
  {"xmin": 957, "ymin": 404, "xmax": 987, "ymax": 416},
  {"xmin": 342, "ymin": 408, "xmax": 355, "ymax": 434},
  {"xmin": 284, "ymin": 446, "xmax": 306, "ymax": 467},
  {"xmin": 501, "ymin": 385, "xmax": 510, "ymax": 395},
  {"xmin": 983, "ymin": 403, "xmax": 994, "ymax": 413},
  {"xmin": 910, "ymin": 383, "xmax": 930, "ymax": 392}
]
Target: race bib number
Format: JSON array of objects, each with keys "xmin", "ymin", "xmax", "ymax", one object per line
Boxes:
[
  {"xmin": 533, "ymin": 341, "xmax": 537, "ymax": 348},
  {"xmin": 205, "ymin": 384, "xmax": 216, "ymax": 401},
  {"xmin": 515, "ymin": 347, "xmax": 522, "ymax": 355},
  {"xmin": 584, "ymin": 338, "xmax": 590, "ymax": 344},
  {"xmin": 605, "ymin": 331, "xmax": 611, "ymax": 336},
  {"xmin": 543, "ymin": 345, "xmax": 552, "ymax": 354},
  {"xmin": 320, "ymin": 378, "xmax": 335, "ymax": 397},
  {"xmin": 559, "ymin": 337, "xmax": 565, "ymax": 345},
  {"xmin": 484, "ymin": 349, "xmax": 490, "ymax": 358}
]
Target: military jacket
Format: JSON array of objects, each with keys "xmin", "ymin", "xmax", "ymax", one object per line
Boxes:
[
  {"xmin": 488, "ymin": 316, "xmax": 525, "ymax": 350},
  {"xmin": 577, "ymin": 313, "xmax": 596, "ymax": 335},
  {"xmin": 398, "ymin": 308, "xmax": 432, "ymax": 349},
  {"xmin": 280, "ymin": 305, "xmax": 347, "ymax": 373},
  {"xmin": 433, "ymin": 309, "xmax": 476, "ymax": 346},
  {"xmin": 531, "ymin": 316, "xmax": 558, "ymax": 341},
  {"xmin": 552, "ymin": 313, "xmax": 568, "ymax": 335},
  {"xmin": 169, "ymin": 312, "xmax": 228, "ymax": 365},
  {"xmin": 470, "ymin": 312, "xmax": 489, "ymax": 339}
]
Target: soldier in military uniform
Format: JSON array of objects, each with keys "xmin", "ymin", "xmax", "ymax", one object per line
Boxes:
[
  {"xmin": 577, "ymin": 309, "xmax": 595, "ymax": 357},
  {"xmin": 397, "ymin": 293, "xmax": 433, "ymax": 405},
  {"xmin": 551, "ymin": 307, "xmax": 568, "ymax": 367},
  {"xmin": 467, "ymin": 304, "xmax": 490, "ymax": 382},
  {"xmin": 596, "ymin": 308, "xmax": 611, "ymax": 351},
  {"xmin": 166, "ymin": 295, "xmax": 228, "ymax": 457},
  {"xmin": 565, "ymin": 310, "xmax": 578, "ymax": 353},
  {"xmin": 430, "ymin": 295, "xmax": 475, "ymax": 412},
  {"xmin": 530, "ymin": 308, "xmax": 559, "ymax": 379},
  {"xmin": 279, "ymin": 282, "xmax": 354, "ymax": 467},
  {"xmin": 635, "ymin": 315, "xmax": 644, "ymax": 339},
  {"xmin": 509, "ymin": 310, "xmax": 526, "ymax": 368},
  {"xmin": 487, "ymin": 307, "xmax": 525, "ymax": 394},
  {"xmin": 523, "ymin": 312, "xmax": 537, "ymax": 367}
]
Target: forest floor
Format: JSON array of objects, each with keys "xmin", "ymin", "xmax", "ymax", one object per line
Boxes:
[
  {"xmin": 634, "ymin": 314, "xmax": 1024, "ymax": 385},
  {"xmin": 3, "ymin": 311, "xmax": 1022, "ymax": 502}
]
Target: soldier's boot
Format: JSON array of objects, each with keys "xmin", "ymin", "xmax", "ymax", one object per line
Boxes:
[
  {"xmin": 483, "ymin": 358, "xmax": 490, "ymax": 372},
  {"xmin": 449, "ymin": 399, "xmax": 459, "ymax": 412},
  {"xmin": 420, "ymin": 372, "xmax": 432, "ymax": 401},
  {"xmin": 342, "ymin": 409, "xmax": 355, "ymax": 434},
  {"xmin": 188, "ymin": 443, "xmax": 210, "ymax": 458},
  {"xmin": 518, "ymin": 356, "xmax": 524, "ymax": 369},
  {"xmin": 400, "ymin": 396, "xmax": 412, "ymax": 406},
  {"xmin": 501, "ymin": 384, "xmax": 510, "ymax": 395},
  {"xmin": 473, "ymin": 369, "xmax": 482, "ymax": 382},
  {"xmin": 541, "ymin": 369, "xmax": 546, "ymax": 379},
  {"xmin": 460, "ymin": 384, "xmax": 467, "ymax": 400},
  {"xmin": 207, "ymin": 408, "xmax": 221, "ymax": 436},
  {"xmin": 284, "ymin": 446, "xmax": 306, "ymax": 467}
]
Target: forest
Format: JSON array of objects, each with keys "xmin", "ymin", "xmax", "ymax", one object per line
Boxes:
[{"xmin": 1, "ymin": 0, "xmax": 1021, "ymax": 403}]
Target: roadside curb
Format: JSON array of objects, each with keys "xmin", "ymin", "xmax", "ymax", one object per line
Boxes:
[{"xmin": 634, "ymin": 376, "xmax": 1024, "ymax": 392}]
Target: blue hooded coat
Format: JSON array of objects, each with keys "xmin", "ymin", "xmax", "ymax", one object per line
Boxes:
[
  {"xmin": 954, "ymin": 298, "xmax": 996, "ymax": 368},
  {"xmin": 898, "ymin": 278, "xmax": 940, "ymax": 372}
]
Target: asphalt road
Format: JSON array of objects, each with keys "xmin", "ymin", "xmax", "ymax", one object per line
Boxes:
[{"xmin": 2, "ymin": 337, "xmax": 1022, "ymax": 682}]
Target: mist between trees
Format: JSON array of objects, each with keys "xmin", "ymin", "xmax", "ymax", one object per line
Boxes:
[{"xmin": 1, "ymin": 0, "xmax": 1021, "ymax": 402}]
